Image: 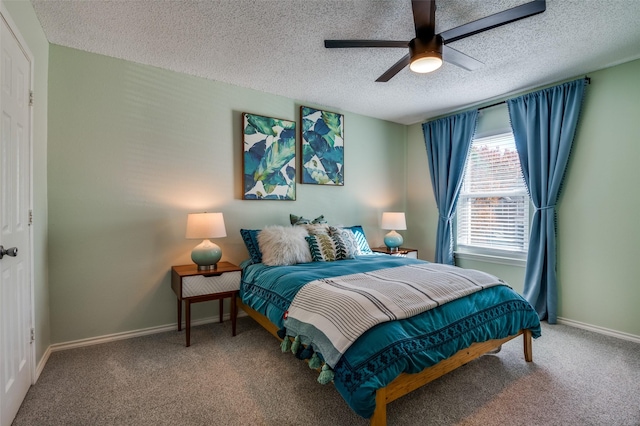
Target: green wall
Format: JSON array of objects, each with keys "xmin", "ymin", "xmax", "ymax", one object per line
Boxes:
[
  {"xmin": 2, "ymin": 0, "xmax": 50, "ymax": 366},
  {"xmin": 407, "ymin": 59, "xmax": 640, "ymax": 338},
  {"xmin": 558, "ymin": 61, "xmax": 640, "ymax": 335},
  {"xmin": 47, "ymin": 45, "xmax": 407, "ymax": 344}
]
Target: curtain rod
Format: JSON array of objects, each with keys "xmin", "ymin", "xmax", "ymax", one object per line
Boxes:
[{"xmin": 478, "ymin": 76, "xmax": 590, "ymax": 112}]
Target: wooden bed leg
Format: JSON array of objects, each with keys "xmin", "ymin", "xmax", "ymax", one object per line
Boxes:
[
  {"xmin": 370, "ymin": 388, "xmax": 387, "ymax": 426},
  {"xmin": 523, "ymin": 329, "xmax": 533, "ymax": 362}
]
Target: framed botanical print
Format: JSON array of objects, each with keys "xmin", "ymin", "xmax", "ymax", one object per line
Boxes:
[
  {"xmin": 300, "ymin": 106, "xmax": 344, "ymax": 185},
  {"xmin": 242, "ymin": 113, "xmax": 296, "ymax": 200}
]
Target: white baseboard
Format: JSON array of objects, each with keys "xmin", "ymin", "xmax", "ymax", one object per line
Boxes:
[
  {"xmin": 34, "ymin": 345, "xmax": 52, "ymax": 383},
  {"xmin": 557, "ymin": 317, "xmax": 640, "ymax": 344},
  {"xmin": 48, "ymin": 311, "xmax": 247, "ymax": 353}
]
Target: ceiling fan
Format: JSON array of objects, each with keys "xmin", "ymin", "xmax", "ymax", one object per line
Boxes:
[{"xmin": 324, "ymin": 0, "xmax": 546, "ymax": 82}]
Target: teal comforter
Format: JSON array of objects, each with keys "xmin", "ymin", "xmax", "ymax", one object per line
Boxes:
[{"xmin": 240, "ymin": 256, "xmax": 541, "ymax": 418}]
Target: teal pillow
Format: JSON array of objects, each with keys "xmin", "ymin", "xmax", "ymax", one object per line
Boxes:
[{"xmin": 240, "ymin": 229, "xmax": 262, "ymax": 264}]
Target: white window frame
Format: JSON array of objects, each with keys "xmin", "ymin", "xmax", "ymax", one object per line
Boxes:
[{"xmin": 455, "ymin": 132, "xmax": 530, "ymax": 266}]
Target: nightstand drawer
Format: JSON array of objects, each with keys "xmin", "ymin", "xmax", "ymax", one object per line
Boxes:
[
  {"xmin": 182, "ymin": 271, "xmax": 241, "ymax": 297},
  {"xmin": 399, "ymin": 251, "xmax": 418, "ymax": 259}
]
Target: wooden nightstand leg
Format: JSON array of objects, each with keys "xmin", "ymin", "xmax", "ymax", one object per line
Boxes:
[
  {"xmin": 185, "ymin": 300, "xmax": 191, "ymax": 347},
  {"xmin": 219, "ymin": 298, "xmax": 223, "ymax": 323},
  {"xmin": 231, "ymin": 292, "xmax": 237, "ymax": 336},
  {"xmin": 177, "ymin": 298, "xmax": 182, "ymax": 331}
]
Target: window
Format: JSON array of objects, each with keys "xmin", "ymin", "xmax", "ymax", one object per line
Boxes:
[{"xmin": 456, "ymin": 132, "xmax": 529, "ymax": 260}]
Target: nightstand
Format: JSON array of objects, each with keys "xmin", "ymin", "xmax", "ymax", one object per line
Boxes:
[
  {"xmin": 171, "ymin": 261, "xmax": 242, "ymax": 347},
  {"xmin": 371, "ymin": 247, "xmax": 418, "ymax": 259}
]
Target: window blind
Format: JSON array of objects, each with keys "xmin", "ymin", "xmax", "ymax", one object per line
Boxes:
[{"xmin": 457, "ymin": 133, "xmax": 529, "ymax": 254}]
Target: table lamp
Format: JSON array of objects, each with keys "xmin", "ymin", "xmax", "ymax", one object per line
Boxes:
[
  {"xmin": 381, "ymin": 212, "xmax": 406, "ymax": 252},
  {"xmin": 186, "ymin": 212, "xmax": 227, "ymax": 270}
]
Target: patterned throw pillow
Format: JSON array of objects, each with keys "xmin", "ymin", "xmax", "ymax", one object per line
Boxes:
[
  {"xmin": 291, "ymin": 214, "xmax": 330, "ymax": 235},
  {"xmin": 240, "ymin": 229, "xmax": 262, "ymax": 264},
  {"xmin": 306, "ymin": 233, "xmax": 356, "ymax": 262},
  {"xmin": 290, "ymin": 214, "xmax": 327, "ymax": 225},
  {"xmin": 303, "ymin": 223, "xmax": 331, "ymax": 235},
  {"xmin": 329, "ymin": 228, "xmax": 360, "ymax": 256},
  {"xmin": 330, "ymin": 225, "xmax": 373, "ymax": 255}
]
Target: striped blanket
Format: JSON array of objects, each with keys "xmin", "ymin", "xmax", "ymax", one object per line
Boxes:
[{"xmin": 283, "ymin": 262, "xmax": 507, "ymax": 368}]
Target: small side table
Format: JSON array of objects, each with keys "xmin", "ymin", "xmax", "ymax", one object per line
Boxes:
[
  {"xmin": 171, "ymin": 261, "xmax": 242, "ymax": 347},
  {"xmin": 371, "ymin": 247, "xmax": 418, "ymax": 259}
]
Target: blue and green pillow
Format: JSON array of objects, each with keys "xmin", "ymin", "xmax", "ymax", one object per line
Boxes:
[
  {"xmin": 240, "ymin": 229, "xmax": 262, "ymax": 264},
  {"xmin": 330, "ymin": 225, "xmax": 373, "ymax": 255}
]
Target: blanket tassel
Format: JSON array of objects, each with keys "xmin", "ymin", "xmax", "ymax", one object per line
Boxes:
[
  {"xmin": 280, "ymin": 336, "xmax": 291, "ymax": 352},
  {"xmin": 291, "ymin": 335, "xmax": 301, "ymax": 355},
  {"xmin": 299, "ymin": 344, "xmax": 313, "ymax": 360},
  {"xmin": 308, "ymin": 352, "xmax": 322, "ymax": 370},
  {"xmin": 317, "ymin": 364, "xmax": 334, "ymax": 385}
]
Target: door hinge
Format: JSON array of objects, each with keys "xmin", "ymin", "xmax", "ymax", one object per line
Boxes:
[
  {"xmin": 29, "ymin": 210, "xmax": 33, "ymax": 225},
  {"xmin": 29, "ymin": 91, "xmax": 34, "ymax": 107},
  {"xmin": 30, "ymin": 328, "xmax": 35, "ymax": 343}
]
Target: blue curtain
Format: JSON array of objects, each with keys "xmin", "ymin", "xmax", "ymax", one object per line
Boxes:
[
  {"xmin": 422, "ymin": 110, "xmax": 478, "ymax": 265},
  {"xmin": 507, "ymin": 78, "xmax": 586, "ymax": 323}
]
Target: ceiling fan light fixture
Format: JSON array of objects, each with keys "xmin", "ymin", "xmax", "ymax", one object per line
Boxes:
[
  {"xmin": 409, "ymin": 36, "xmax": 443, "ymax": 73},
  {"xmin": 410, "ymin": 55, "xmax": 443, "ymax": 73}
]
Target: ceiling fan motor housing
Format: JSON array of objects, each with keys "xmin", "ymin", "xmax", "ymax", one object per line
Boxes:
[{"xmin": 409, "ymin": 35, "xmax": 443, "ymax": 72}]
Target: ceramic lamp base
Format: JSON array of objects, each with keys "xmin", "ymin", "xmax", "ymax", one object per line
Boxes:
[
  {"xmin": 191, "ymin": 239, "xmax": 222, "ymax": 270},
  {"xmin": 384, "ymin": 230, "xmax": 403, "ymax": 251}
]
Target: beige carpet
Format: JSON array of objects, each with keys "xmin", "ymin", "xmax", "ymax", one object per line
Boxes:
[{"xmin": 13, "ymin": 317, "xmax": 640, "ymax": 425}]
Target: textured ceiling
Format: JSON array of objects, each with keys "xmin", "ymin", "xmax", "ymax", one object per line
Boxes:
[{"xmin": 31, "ymin": 0, "xmax": 640, "ymax": 125}]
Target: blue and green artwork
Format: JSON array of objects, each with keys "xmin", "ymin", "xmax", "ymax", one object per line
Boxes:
[
  {"xmin": 301, "ymin": 106, "xmax": 344, "ymax": 185},
  {"xmin": 243, "ymin": 113, "xmax": 296, "ymax": 200}
]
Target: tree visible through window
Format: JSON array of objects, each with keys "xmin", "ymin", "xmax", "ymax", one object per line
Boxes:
[{"xmin": 456, "ymin": 133, "xmax": 529, "ymax": 257}]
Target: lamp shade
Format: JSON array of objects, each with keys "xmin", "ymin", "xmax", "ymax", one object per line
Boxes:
[
  {"xmin": 381, "ymin": 212, "xmax": 406, "ymax": 231},
  {"xmin": 186, "ymin": 212, "xmax": 227, "ymax": 239}
]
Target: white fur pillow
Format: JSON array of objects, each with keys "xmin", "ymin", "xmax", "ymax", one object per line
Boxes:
[{"xmin": 258, "ymin": 225, "xmax": 312, "ymax": 266}]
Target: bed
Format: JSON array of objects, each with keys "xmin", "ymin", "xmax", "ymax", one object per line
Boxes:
[{"xmin": 237, "ymin": 223, "xmax": 541, "ymax": 425}]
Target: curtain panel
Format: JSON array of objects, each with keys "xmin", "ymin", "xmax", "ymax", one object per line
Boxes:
[
  {"xmin": 422, "ymin": 110, "xmax": 478, "ymax": 265},
  {"xmin": 507, "ymin": 78, "xmax": 587, "ymax": 323}
]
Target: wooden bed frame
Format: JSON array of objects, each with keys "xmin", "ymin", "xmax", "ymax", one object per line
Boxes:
[{"xmin": 237, "ymin": 297, "xmax": 533, "ymax": 426}]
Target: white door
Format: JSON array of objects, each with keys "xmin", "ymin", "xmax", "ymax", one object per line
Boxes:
[{"xmin": 0, "ymin": 11, "xmax": 32, "ymax": 426}]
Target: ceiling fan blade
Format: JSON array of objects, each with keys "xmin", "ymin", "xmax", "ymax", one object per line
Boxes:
[
  {"xmin": 375, "ymin": 54, "xmax": 411, "ymax": 82},
  {"xmin": 439, "ymin": 0, "xmax": 546, "ymax": 43},
  {"xmin": 442, "ymin": 45, "xmax": 483, "ymax": 71},
  {"xmin": 411, "ymin": 0, "xmax": 436, "ymax": 39},
  {"xmin": 324, "ymin": 40, "xmax": 409, "ymax": 48}
]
